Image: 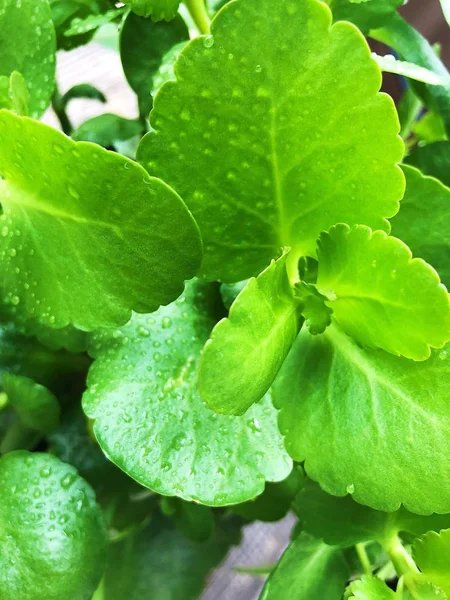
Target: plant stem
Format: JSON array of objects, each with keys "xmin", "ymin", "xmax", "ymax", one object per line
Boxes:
[
  {"xmin": 356, "ymin": 543, "xmax": 372, "ymax": 576},
  {"xmin": 385, "ymin": 536, "xmax": 422, "ymax": 598},
  {"xmin": 51, "ymin": 87, "xmax": 73, "ymax": 136},
  {"xmin": 184, "ymin": 0, "xmax": 211, "ymax": 35}
]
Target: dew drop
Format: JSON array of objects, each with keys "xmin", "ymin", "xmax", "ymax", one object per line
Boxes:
[
  {"xmin": 255, "ymin": 64, "xmax": 263, "ymax": 73},
  {"xmin": 203, "ymin": 34, "xmax": 214, "ymax": 48},
  {"xmin": 346, "ymin": 483, "xmax": 355, "ymax": 494}
]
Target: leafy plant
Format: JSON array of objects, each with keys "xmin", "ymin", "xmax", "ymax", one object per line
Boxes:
[{"xmin": 0, "ymin": 0, "xmax": 450, "ymax": 597}]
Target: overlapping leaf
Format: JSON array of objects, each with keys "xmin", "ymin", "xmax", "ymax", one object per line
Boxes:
[
  {"xmin": 260, "ymin": 532, "xmax": 350, "ymax": 600},
  {"xmin": 123, "ymin": 0, "xmax": 180, "ymax": 21},
  {"xmin": 405, "ymin": 141, "xmax": 450, "ymax": 188},
  {"xmin": 83, "ymin": 281, "xmax": 292, "ymax": 506},
  {"xmin": 0, "ymin": 0, "xmax": 56, "ymax": 117},
  {"xmin": 390, "ymin": 166, "xmax": 450, "ymax": 289},
  {"xmin": 273, "ymin": 326, "xmax": 450, "ymax": 514},
  {"xmin": 138, "ymin": 0, "xmax": 404, "ymax": 282},
  {"xmin": 327, "ymin": 0, "xmax": 403, "ymax": 33},
  {"xmin": 345, "ymin": 576, "xmax": 396, "ymax": 600},
  {"xmin": 317, "ymin": 224, "xmax": 450, "ymax": 360},
  {"xmin": 0, "ymin": 111, "xmax": 202, "ymax": 331},
  {"xmin": 0, "ymin": 72, "xmax": 28, "ymax": 115},
  {"xmin": 413, "ymin": 529, "xmax": 450, "ymax": 594},
  {"xmin": 0, "ymin": 451, "xmax": 107, "ymax": 600},
  {"xmin": 199, "ymin": 254, "xmax": 303, "ymax": 415}
]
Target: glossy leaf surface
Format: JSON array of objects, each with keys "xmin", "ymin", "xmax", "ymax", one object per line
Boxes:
[
  {"xmin": 122, "ymin": 0, "xmax": 181, "ymax": 20},
  {"xmin": 390, "ymin": 165, "xmax": 450, "ymax": 288},
  {"xmin": 0, "ymin": 451, "xmax": 107, "ymax": 600},
  {"xmin": 83, "ymin": 281, "xmax": 292, "ymax": 505},
  {"xmin": 317, "ymin": 224, "xmax": 450, "ymax": 360},
  {"xmin": 0, "ymin": 0, "xmax": 56, "ymax": 117},
  {"xmin": 138, "ymin": 0, "xmax": 404, "ymax": 282},
  {"xmin": 345, "ymin": 576, "xmax": 396, "ymax": 599},
  {"xmin": 274, "ymin": 325, "xmax": 450, "ymax": 514},
  {"xmin": 413, "ymin": 529, "xmax": 450, "ymax": 594},
  {"xmin": 260, "ymin": 532, "xmax": 350, "ymax": 600},
  {"xmin": 0, "ymin": 111, "xmax": 202, "ymax": 331},
  {"xmin": 199, "ymin": 254, "xmax": 303, "ymax": 415}
]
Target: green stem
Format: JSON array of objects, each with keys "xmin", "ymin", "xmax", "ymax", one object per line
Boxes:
[
  {"xmin": 385, "ymin": 536, "xmax": 421, "ymax": 598},
  {"xmin": 184, "ymin": 0, "xmax": 211, "ymax": 34},
  {"xmin": 91, "ymin": 577, "xmax": 105, "ymax": 600},
  {"xmin": 356, "ymin": 543, "xmax": 372, "ymax": 576},
  {"xmin": 51, "ymin": 87, "xmax": 73, "ymax": 136},
  {"xmin": 0, "ymin": 419, "xmax": 40, "ymax": 454}
]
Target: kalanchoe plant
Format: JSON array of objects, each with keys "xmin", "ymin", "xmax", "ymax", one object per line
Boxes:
[{"xmin": 1, "ymin": 0, "xmax": 450, "ymax": 597}]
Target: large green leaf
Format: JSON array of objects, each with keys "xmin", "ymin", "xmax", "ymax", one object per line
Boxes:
[
  {"xmin": 413, "ymin": 530, "xmax": 450, "ymax": 594},
  {"xmin": 273, "ymin": 325, "xmax": 450, "ymax": 514},
  {"xmin": 345, "ymin": 576, "xmax": 396, "ymax": 600},
  {"xmin": 199, "ymin": 253, "xmax": 303, "ymax": 415},
  {"xmin": 0, "ymin": 111, "xmax": 202, "ymax": 331},
  {"xmin": 122, "ymin": 0, "xmax": 181, "ymax": 21},
  {"xmin": 260, "ymin": 532, "xmax": 350, "ymax": 600},
  {"xmin": 295, "ymin": 480, "xmax": 450, "ymax": 548},
  {"xmin": 104, "ymin": 513, "xmax": 241, "ymax": 600},
  {"xmin": 405, "ymin": 141, "xmax": 450, "ymax": 188},
  {"xmin": 327, "ymin": 0, "xmax": 403, "ymax": 34},
  {"xmin": 83, "ymin": 280, "xmax": 292, "ymax": 506},
  {"xmin": 317, "ymin": 224, "xmax": 450, "ymax": 360},
  {"xmin": 120, "ymin": 11, "xmax": 188, "ymax": 115},
  {"xmin": 138, "ymin": 0, "xmax": 404, "ymax": 283},
  {"xmin": 0, "ymin": 451, "xmax": 107, "ymax": 600},
  {"xmin": 390, "ymin": 166, "xmax": 450, "ymax": 289},
  {"xmin": 0, "ymin": 0, "xmax": 56, "ymax": 117}
]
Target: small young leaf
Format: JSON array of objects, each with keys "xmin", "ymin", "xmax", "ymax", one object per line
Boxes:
[
  {"xmin": 0, "ymin": 111, "xmax": 202, "ymax": 331},
  {"xmin": 295, "ymin": 479, "xmax": 450, "ymax": 549},
  {"xmin": 0, "ymin": 71, "xmax": 29, "ymax": 115},
  {"xmin": 199, "ymin": 253, "xmax": 303, "ymax": 415},
  {"xmin": 345, "ymin": 576, "xmax": 396, "ymax": 599},
  {"xmin": 390, "ymin": 165, "xmax": 450, "ymax": 289},
  {"xmin": 294, "ymin": 281, "xmax": 333, "ymax": 335},
  {"xmin": 138, "ymin": 0, "xmax": 404, "ymax": 283},
  {"xmin": 0, "ymin": 0, "xmax": 56, "ymax": 117},
  {"xmin": 122, "ymin": 0, "xmax": 181, "ymax": 21},
  {"xmin": 413, "ymin": 529, "xmax": 450, "ymax": 594},
  {"xmin": 260, "ymin": 532, "xmax": 350, "ymax": 600},
  {"xmin": 372, "ymin": 53, "xmax": 449, "ymax": 86},
  {"xmin": 104, "ymin": 514, "xmax": 241, "ymax": 600},
  {"xmin": 83, "ymin": 281, "xmax": 292, "ymax": 506},
  {"xmin": 317, "ymin": 224, "xmax": 450, "ymax": 360},
  {"xmin": 50, "ymin": 0, "xmax": 110, "ymax": 51},
  {"xmin": 64, "ymin": 6, "xmax": 127, "ymax": 36},
  {"xmin": 327, "ymin": 0, "xmax": 403, "ymax": 34},
  {"xmin": 273, "ymin": 325, "xmax": 450, "ymax": 514},
  {"xmin": 405, "ymin": 141, "xmax": 450, "ymax": 188},
  {"xmin": 2, "ymin": 373, "xmax": 60, "ymax": 434},
  {"xmin": 71, "ymin": 113, "xmax": 143, "ymax": 147},
  {"xmin": 61, "ymin": 83, "xmax": 107, "ymax": 107},
  {"xmin": 413, "ymin": 112, "xmax": 448, "ymax": 145},
  {"xmin": 0, "ymin": 451, "xmax": 107, "ymax": 600},
  {"xmin": 120, "ymin": 12, "xmax": 188, "ymax": 116}
]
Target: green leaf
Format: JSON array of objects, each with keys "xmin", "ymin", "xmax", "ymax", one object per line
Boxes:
[
  {"xmin": 413, "ymin": 112, "xmax": 448, "ymax": 144},
  {"xmin": 345, "ymin": 576, "xmax": 396, "ymax": 599},
  {"xmin": 373, "ymin": 14, "xmax": 450, "ymax": 135},
  {"xmin": 122, "ymin": 0, "xmax": 181, "ymax": 21},
  {"xmin": 0, "ymin": 71, "xmax": 29, "ymax": 115},
  {"xmin": 50, "ymin": 0, "xmax": 110, "ymax": 50},
  {"xmin": 199, "ymin": 253, "xmax": 303, "ymax": 415},
  {"xmin": 104, "ymin": 513, "xmax": 241, "ymax": 600},
  {"xmin": 171, "ymin": 499, "xmax": 215, "ymax": 542},
  {"xmin": 260, "ymin": 532, "xmax": 350, "ymax": 600},
  {"xmin": 413, "ymin": 530, "xmax": 450, "ymax": 595},
  {"xmin": 2, "ymin": 373, "xmax": 59, "ymax": 434},
  {"xmin": 273, "ymin": 325, "xmax": 450, "ymax": 514},
  {"xmin": 71, "ymin": 113, "xmax": 143, "ymax": 147},
  {"xmin": 232, "ymin": 465, "xmax": 304, "ymax": 523},
  {"xmin": 64, "ymin": 6, "xmax": 127, "ymax": 36},
  {"xmin": 390, "ymin": 165, "xmax": 450, "ymax": 289},
  {"xmin": 439, "ymin": 0, "xmax": 450, "ymax": 28},
  {"xmin": 294, "ymin": 281, "xmax": 333, "ymax": 335},
  {"xmin": 405, "ymin": 141, "xmax": 450, "ymax": 187},
  {"xmin": 137, "ymin": 0, "xmax": 404, "ymax": 283},
  {"xmin": 151, "ymin": 41, "xmax": 188, "ymax": 96},
  {"xmin": 0, "ymin": 451, "xmax": 107, "ymax": 600},
  {"xmin": 0, "ymin": 111, "xmax": 202, "ymax": 331},
  {"xmin": 327, "ymin": 0, "xmax": 403, "ymax": 34},
  {"xmin": 83, "ymin": 280, "xmax": 292, "ymax": 506},
  {"xmin": 294, "ymin": 479, "xmax": 450, "ymax": 549},
  {"xmin": 0, "ymin": 0, "xmax": 56, "ymax": 117},
  {"xmin": 317, "ymin": 224, "xmax": 450, "ymax": 360},
  {"xmin": 24, "ymin": 320, "xmax": 88, "ymax": 353},
  {"xmin": 120, "ymin": 11, "xmax": 188, "ymax": 116},
  {"xmin": 372, "ymin": 53, "xmax": 449, "ymax": 85},
  {"xmin": 61, "ymin": 83, "xmax": 107, "ymax": 108}
]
